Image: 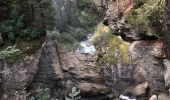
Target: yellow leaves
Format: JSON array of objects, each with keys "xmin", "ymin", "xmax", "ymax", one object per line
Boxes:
[
  {"xmin": 92, "ymin": 22, "xmax": 130, "ymax": 64},
  {"xmin": 101, "ymin": 26, "xmax": 110, "ymax": 33}
]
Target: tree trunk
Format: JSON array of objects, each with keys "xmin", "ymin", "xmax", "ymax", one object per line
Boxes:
[
  {"xmin": 164, "ymin": 0, "xmax": 170, "ymax": 59},
  {"xmin": 31, "ymin": 4, "xmax": 34, "ymax": 21}
]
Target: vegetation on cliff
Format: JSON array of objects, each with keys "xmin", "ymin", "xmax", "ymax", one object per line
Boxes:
[
  {"xmin": 92, "ymin": 23, "xmax": 129, "ymax": 65},
  {"xmin": 0, "ymin": 0, "xmax": 54, "ymax": 62},
  {"xmin": 127, "ymin": 0, "xmax": 164, "ymax": 36},
  {"xmin": 0, "ymin": 0, "xmax": 55, "ymax": 40},
  {"xmin": 49, "ymin": 0, "xmax": 103, "ymax": 50}
]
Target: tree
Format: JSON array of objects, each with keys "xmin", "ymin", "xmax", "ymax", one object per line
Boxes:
[{"xmin": 0, "ymin": 0, "xmax": 56, "ymax": 41}]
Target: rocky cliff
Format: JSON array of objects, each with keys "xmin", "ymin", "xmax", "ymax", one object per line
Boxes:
[
  {"xmin": 101, "ymin": 0, "xmax": 170, "ymax": 99},
  {"xmin": 0, "ymin": 0, "xmax": 170, "ymax": 100},
  {"xmin": 0, "ymin": 40, "xmax": 114, "ymax": 100}
]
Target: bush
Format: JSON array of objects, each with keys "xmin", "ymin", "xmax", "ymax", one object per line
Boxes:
[
  {"xmin": 0, "ymin": 46, "xmax": 22, "ymax": 60},
  {"xmin": 0, "ymin": 9, "xmax": 39, "ymax": 41},
  {"xmin": 0, "ymin": 46, "xmax": 24, "ymax": 63},
  {"xmin": 127, "ymin": 0, "xmax": 164, "ymax": 36},
  {"xmin": 65, "ymin": 87, "xmax": 81, "ymax": 100},
  {"xmin": 67, "ymin": 27, "xmax": 88, "ymax": 42},
  {"xmin": 75, "ymin": 9, "xmax": 101, "ymax": 31},
  {"xmin": 92, "ymin": 23, "xmax": 129, "ymax": 65},
  {"xmin": 29, "ymin": 88, "xmax": 51, "ymax": 100},
  {"xmin": 47, "ymin": 29, "xmax": 79, "ymax": 51}
]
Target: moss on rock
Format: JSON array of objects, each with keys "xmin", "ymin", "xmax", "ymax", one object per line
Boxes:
[{"xmin": 92, "ymin": 23, "xmax": 129, "ymax": 65}]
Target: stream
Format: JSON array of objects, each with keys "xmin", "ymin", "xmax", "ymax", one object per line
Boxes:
[{"xmin": 76, "ymin": 34, "xmax": 96, "ymax": 54}]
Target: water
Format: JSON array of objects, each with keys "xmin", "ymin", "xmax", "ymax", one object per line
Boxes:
[
  {"xmin": 119, "ymin": 94, "xmax": 136, "ymax": 100},
  {"xmin": 76, "ymin": 34, "xmax": 96, "ymax": 54}
]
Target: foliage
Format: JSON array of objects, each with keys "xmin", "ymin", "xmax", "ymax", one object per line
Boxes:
[
  {"xmin": 65, "ymin": 87, "xmax": 81, "ymax": 100},
  {"xmin": 29, "ymin": 87, "xmax": 80, "ymax": 100},
  {"xmin": 75, "ymin": 0, "xmax": 103, "ymax": 32},
  {"xmin": 0, "ymin": 8, "xmax": 40, "ymax": 41},
  {"xmin": 0, "ymin": 0, "xmax": 54, "ymax": 62},
  {"xmin": 76, "ymin": 10, "xmax": 100, "ymax": 31},
  {"xmin": 44, "ymin": 0, "xmax": 101, "ymax": 51},
  {"xmin": 127, "ymin": 0, "xmax": 164, "ymax": 36},
  {"xmin": 30, "ymin": 88, "xmax": 51, "ymax": 100},
  {"xmin": 91, "ymin": 23, "xmax": 129, "ymax": 65},
  {"xmin": 47, "ymin": 29, "xmax": 79, "ymax": 51},
  {"xmin": 0, "ymin": 46, "xmax": 22, "ymax": 60},
  {"xmin": 0, "ymin": 0, "xmax": 55, "ymax": 41},
  {"xmin": 0, "ymin": 37, "xmax": 44, "ymax": 63},
  {"xmin": 67, "ymin": 27, "xmax": 87, "ymax": 42}
]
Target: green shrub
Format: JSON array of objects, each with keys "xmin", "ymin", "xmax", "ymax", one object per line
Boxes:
[
  {"xmin": 21, "ymin": 28, "xmax": 39, "ymax": 40},
  {"xmin": 47, "ymin": 29, "xmax": 79, "ymax": 51},
  {"xmin": 30, "ymin": 88, "xmax": 51, "ymax": 100},
  {"xmin": 0, "ymin": 46, "xmax": 22, "ymax": 60},
  {"xmin": 65, "ymin": 87, "xmax": 81, "ymax": 100},
  {"xmin": 0, "ymin": 46, "xmax": 24, "ymax": 63},
  {"xmin": 127, "ymin": 0, "xmax": 164, "ymax": 36},
  {"xmin": 75, "ymin": 9, "xmax": 101, "ymax": 32},
  {"xmin": 67, "ymin": 27, "xmax": 87, "ymax": 42},
  {"xmin": 0, "ymin": 9, "xmax": 39, "ymax": 41}
]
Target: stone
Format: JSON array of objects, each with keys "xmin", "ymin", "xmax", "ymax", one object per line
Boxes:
[
  {"xmin": 0, "ymin": 50, "xmax": 41, "ymax": 100},
  {"xmin": 129, "ymin": 40, "xmax": 165, "ymax": 94},
  {"xmin": 149, "ymin": 95, "xmax": 157, "ymax": 100},
  {"xmin": 158, "ymin": 93, "xmax": 170, "ymax": 100},
  {"xmin": 148, "ymin": 93, "xmax": 170, "ymax": 100},
  {"xmin": 163, "ymin": 60, "xmax": 170, "ymax": 88},
  {"xmin": 124, "ymin": 82, "xmax": 149, "ymax": 96}
]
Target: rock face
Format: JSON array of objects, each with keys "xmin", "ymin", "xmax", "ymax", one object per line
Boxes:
[
  {"xmin": 102, "ymin": 0, "xmax": 170, "ymax": 99},
  {"xmin": 103, "ymin": 0, "xmax": 135, "ymax": 41},
  {"xmin": 0, "ymin": 40, "xmax": 113, "ymax": 100},
  {"xmin": 129, "ymin": 40, "xmax": 166, "ymax": 95},
  {"xmin": 31, "ymin": 40, "xmax": 113, "ymax": 100},
  {"xmin": 103, "ymin": 0, "xmax": 158, "ymax": 42},
  {"xmin": 100, "ymin": 40, "xmax": 167, "ymax": 99},
  {"xmin": 0, "ymin": 50, "xmax": 41, "ymax": 100}
]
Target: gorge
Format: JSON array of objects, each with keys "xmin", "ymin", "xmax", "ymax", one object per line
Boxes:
[{"xmin": 0, "ymin": 0, "xmax": 170, "ymax": 100}]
